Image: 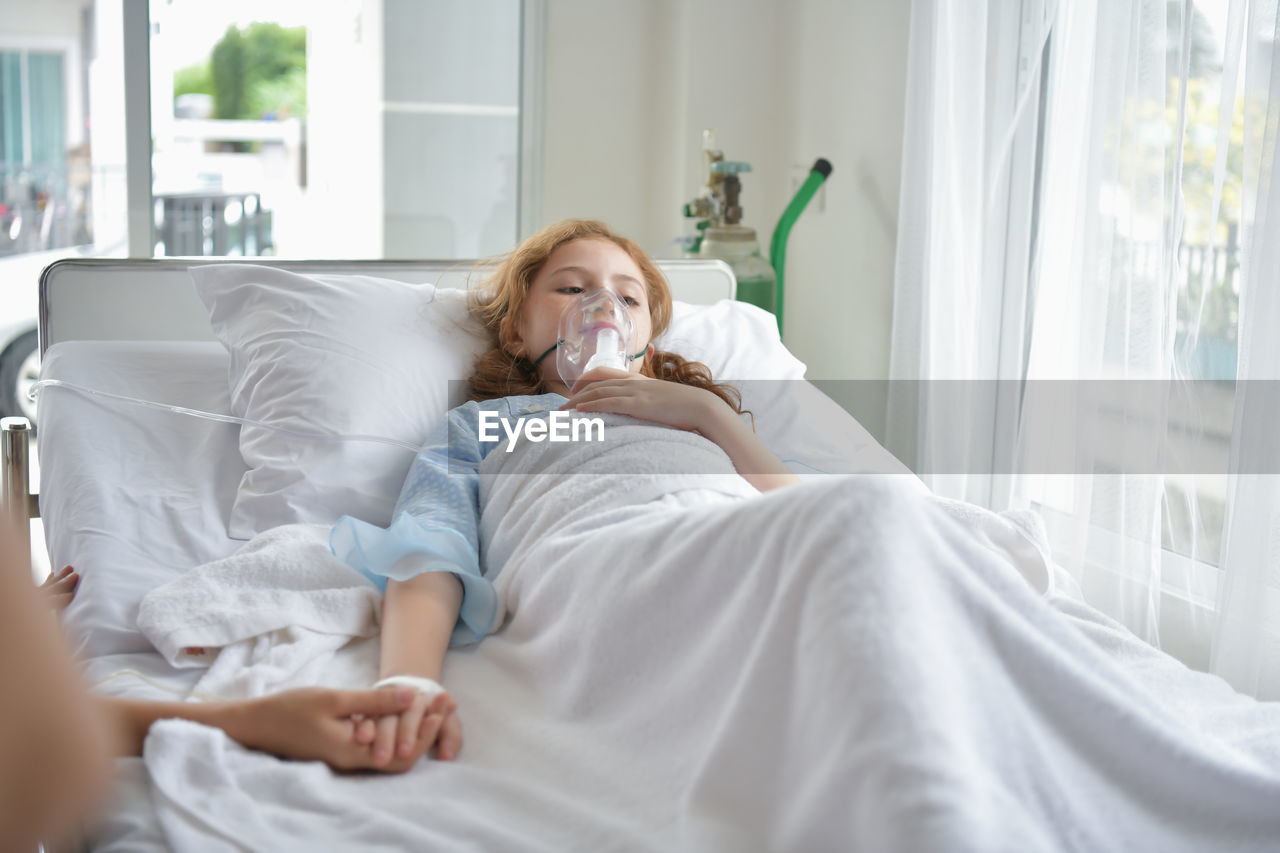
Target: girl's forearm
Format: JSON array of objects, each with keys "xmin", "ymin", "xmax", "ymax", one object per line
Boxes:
[
  {"xmin": 704, "ymin": 407, "xmax": 800, "ymax": 493},
  {"xmin": 379, "ymin": 572, "xmax": 463, "ymax": 681}
]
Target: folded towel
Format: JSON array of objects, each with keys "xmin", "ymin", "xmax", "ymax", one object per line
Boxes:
[{"xmin": 136, "ymin": 523, "xmax": 381, "ymax": 699}]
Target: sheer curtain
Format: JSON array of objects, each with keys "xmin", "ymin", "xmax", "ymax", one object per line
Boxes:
[
  {"xmin": 891, "ymin": 0, "xmax": 1280, "ymax": 696},
  {"xmin": 887, "ymin": 0, "xmax": 1054, "ymax": 508},
  {"xmin": 1212, "ymin": 0, "xmax": 1280, "ymax": 697},
  {"xmin": 1020, "ymin": 0, "xmax": 1198, "ymax": 657}
]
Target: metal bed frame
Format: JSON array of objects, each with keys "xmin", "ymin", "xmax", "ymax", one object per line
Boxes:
[{"xmin": 1, "ymin": 416, "xmax": 37, "ymax": 559}]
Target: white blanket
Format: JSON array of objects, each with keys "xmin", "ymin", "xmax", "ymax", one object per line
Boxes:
[{"xmin": 137, "ymin": 431, "xmax": 1280, "ymax": 851}]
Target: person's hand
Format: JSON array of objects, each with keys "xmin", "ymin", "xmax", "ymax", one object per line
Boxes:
[
  {"xmin": 354, "ymin": 687, "xmax": 462, "ymax": 766},
  {"xmin": 227, "ymin": 687, "xmax": 442, "ymax": 773},
  {"xmin": 567, "ymin": 365, "xmax": 633, "ymax": 394},
  {"xmin": 560, "ymin": 370, "xmax": 732, "ymax": 435},
  {"xmin": 39, "ymin": 565, "xmax": 79, "ymax": 614}
]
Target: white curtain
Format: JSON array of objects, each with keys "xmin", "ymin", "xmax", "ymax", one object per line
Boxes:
[
  {"xmin": 887, "ymin": 0, "xmax": 1053, "ymax": 508},
  {"xmin": 891, "ymin": 0, "xmax": 1280, "ymax": 697},
  {"xmin": 1021, "ymin": 0, "xmax": 1198, "ymax": 657},
  {"xmin": 1212, "ymin": 0, "xmax": 1280, "ymax": 697}
]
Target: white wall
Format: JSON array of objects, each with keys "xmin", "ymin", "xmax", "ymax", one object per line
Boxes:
[
  {"xmin": 379, "ymin": 0, "xmax": 520, "ymax": 259},
  {"xmin": 87, "ymin": 0, "xmax": 128, "ymax": 255},
  {"xmin": 535, "ymin": 1, "xmax": 678, "ymax": 244},
  {"xmin": 306, "ymin": 0, "xmax": 521, "ymax": 260},
  {"xmin": 305, "ymin": 0, "xmax": 385, "ymax": 257},
  {"xmin": 0, "ymin": 0, "xmax": 87, "ymax": 40},
  {"xmin": 533, "ymin": 0, "xmax": 910, "ymax": 431}
]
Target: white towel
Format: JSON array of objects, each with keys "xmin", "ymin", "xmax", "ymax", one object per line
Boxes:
[{"xmin": 136, "ymin": 523, "xmax": 381, "ymax": 699}]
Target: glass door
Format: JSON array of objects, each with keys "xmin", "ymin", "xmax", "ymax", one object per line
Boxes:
[{"xmin": 148, "ymin": 0, "xmax": 522, "ymax": 259}]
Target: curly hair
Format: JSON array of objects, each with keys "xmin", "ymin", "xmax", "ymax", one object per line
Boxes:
[{"xmin": 466, "ymin": 218, "xmax": 745, "ymax": 415}]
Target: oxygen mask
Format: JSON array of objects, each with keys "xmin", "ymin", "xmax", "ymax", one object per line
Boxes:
[{"xmin": 555, "ymin": 289, "xmax": 640, "ymax": 389}]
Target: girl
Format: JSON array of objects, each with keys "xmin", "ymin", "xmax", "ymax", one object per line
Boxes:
[{"xmin": 331, "ymin": 219, "xmax": 798, "ymax": 767}]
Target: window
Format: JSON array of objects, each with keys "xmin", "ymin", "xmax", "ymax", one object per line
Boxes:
[
  {"xmin": 147, "ymin": 0, "xmax": 522, "ymax": 259},
  {"xmin": 1009, "ymin": 0, "xmax": 1241, "ymax": 663},
  {"xmin": 0, "ymin": 47, "xmax": 80, "ymax": 257}
]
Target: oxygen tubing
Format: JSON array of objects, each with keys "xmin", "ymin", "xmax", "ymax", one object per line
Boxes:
[{"xmin": 769, "ymin": 158, "xmax": 832, "ymax": 334}]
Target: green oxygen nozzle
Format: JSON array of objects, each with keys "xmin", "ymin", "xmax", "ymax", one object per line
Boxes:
[
  {"xmin": 710, "ymin": 161, "xmax": 753, "ymax": 176},
  {"xmin": 769, "ymin": 158, "xmax": 833, "ymax": 333}
]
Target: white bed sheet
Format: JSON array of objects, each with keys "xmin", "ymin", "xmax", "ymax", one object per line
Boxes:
[
  {"xmin": 39, "ymin": 339, "xmax": 914, "ymax": 665},
  {"xmin": 37, "ymin": 339, "xmax": 922, "ymax": 850},
  {"xmin": 35, "ymin": 341, "xmax": 1280, "ymax": 851}
]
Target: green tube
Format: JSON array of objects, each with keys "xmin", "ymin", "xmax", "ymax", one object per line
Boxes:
[{"xmin": 769, "ymin": 158, "xmax": 832, "ymax": 334}]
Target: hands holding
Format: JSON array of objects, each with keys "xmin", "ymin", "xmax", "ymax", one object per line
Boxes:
[
  {"xmin": 47, "ymin": 566, "xmax": 464, "ymax": 774},
  {"xmin": 231, "ymin": 686, "xmax": 459, "ymax": 774},
  {"xmin": 352, "ymin": 683, "xmax": 463, "ymax": 768}
]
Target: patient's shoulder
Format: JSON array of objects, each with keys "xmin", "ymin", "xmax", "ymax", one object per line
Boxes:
[{"xmin": 453, "ymin": 393, "xmax": 563, "ymax": 417}]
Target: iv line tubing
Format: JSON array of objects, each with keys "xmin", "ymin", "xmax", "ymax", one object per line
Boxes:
[
  {"xmin": 29, "ymin": 379, "xmax": 423, "ymax": 453},
  {"xmin": 29, "ymin": 382, "xmax": 846, "ymax": 473}
]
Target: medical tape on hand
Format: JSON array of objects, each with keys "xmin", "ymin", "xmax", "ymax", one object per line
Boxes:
[
  {"xmin": 28, "ymin": 379, "xmax": 422, "ymax": 452},
  {"xmin": 372, "ymin": 675, "xmax": 446, "ymax": 702}
]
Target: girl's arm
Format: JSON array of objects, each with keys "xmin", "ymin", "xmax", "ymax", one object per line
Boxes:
[
  {"xmin": 371, "ymin": 571, "xmax": 466, "ymax": 762},
  {"xmin": 695, "ymin": 403, "xmax": 800, "ymax": 493},
  {"xmin": 379, "ymin": 572, "xmax": 462, "ymax": 682},
  {"xmin": 333, "ymin": 405, "xmax": 487, "ymax": 764}
]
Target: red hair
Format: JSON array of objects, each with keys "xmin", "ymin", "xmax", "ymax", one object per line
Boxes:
[{"xmin": 467, "ymin": 219, "xmax": 745, "ymax": 415}]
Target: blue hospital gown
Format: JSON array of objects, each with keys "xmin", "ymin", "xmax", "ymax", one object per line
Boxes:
[{"xmin": 330, "ymin": 393, "xmax": 565, "ymax": 646}]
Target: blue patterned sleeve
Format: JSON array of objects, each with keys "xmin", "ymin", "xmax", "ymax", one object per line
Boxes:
[{"xmin": 331, "ymin": 402, "xmax": 498, "ymax": 646}]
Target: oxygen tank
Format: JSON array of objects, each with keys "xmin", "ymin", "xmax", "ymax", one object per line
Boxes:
[
  {"xmin": 678, "ymin": 129, "xmax": 830, "ymax": 325},
  {"xmin": 699, "ymin": 224, "xmax": 776, "ymax": 314}
]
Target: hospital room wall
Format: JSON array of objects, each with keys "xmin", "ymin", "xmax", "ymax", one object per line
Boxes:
[{"xmin": 533, "ymin": 0, "xmax": 910, "ymax": 438}]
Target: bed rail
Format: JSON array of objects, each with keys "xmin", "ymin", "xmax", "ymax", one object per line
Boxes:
[
  {"xmin": 1, "ymin": 417, "xmax": 39, "ymax": 564},
  {"xmin": 5, "ymin": 416, "xmax": 84, "ymax": 853},
  {"xmin": 38, "ymin": 257, "xmax": 737, "ymax": 356}
]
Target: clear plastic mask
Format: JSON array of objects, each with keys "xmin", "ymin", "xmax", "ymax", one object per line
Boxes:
[{"xmin": 556, "ymin": 289, "xmax": 635, "ymax": 389}]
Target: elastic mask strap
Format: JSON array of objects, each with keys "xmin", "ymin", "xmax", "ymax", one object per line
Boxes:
[{"xmin": 531, "ymin": 341, "xmax": 561, "ymax": 367}]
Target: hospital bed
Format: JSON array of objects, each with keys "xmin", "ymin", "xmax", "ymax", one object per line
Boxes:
[
  {"xmin": 15, "ymin": 257, "xmax": 904, "ymax": 850},
  {"xmin": 12, "ymin": 258, "xmax": 1280, "ymax": 851}
]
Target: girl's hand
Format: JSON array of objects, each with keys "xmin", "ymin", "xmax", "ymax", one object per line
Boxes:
[
  {"xmin": 563, "ymin": 368, "xmax": 799, "ymax": 493},
  {"xmin": 40, "ymin": 565, "xmax": 79, "ymax": 613},
  {"xmin": 560, "ymin": 370, "xmax": 733, "ymax": 435},
  {"xmin": 356, "ymin": 688, "xmax": 461, "ymax": 768}
]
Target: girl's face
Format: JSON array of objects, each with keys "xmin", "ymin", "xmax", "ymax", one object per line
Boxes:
[{"xmin": 508, "ymin": 238, "xmax": 653, "ymax": 394}]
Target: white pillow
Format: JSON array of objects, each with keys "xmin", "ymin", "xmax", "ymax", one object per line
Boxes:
[
  {"xmin": 192, "ymin": 264, "xmax": 810, "ymax": 539},
  {"xmin": 191, "ymin": 265, "xmax": 487, "ymax": 538},
  {"xmin": 659, "ymin": 299, "xmax": 807, "ymax": 381}
]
